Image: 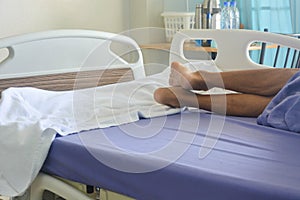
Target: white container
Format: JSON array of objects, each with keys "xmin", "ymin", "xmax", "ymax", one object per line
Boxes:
[{"xmin": 161, "ymin": 12, "xmax": 195, "ymax": 42}]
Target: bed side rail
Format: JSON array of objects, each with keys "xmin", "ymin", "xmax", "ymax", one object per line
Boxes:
[
  {"xmin": 170, "ymin": 29, "xmax": 300, "ymax": 71},
  {"xmin": 0, "ymin": 29, "xmax": 145, "ymax": 80}
]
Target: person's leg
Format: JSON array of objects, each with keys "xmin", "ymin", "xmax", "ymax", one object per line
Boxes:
[
  {"xmin": 170, "ymin": 62, "xmax": 299, "ymax": 97},
  {"xmin": 154, "ymin": 87, "xmax": 273, "ymax": 117}
]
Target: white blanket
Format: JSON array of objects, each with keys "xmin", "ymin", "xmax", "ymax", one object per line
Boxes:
[{"xmin": 0, "ymin": 61, "xmax": 221, "ymax": 196}]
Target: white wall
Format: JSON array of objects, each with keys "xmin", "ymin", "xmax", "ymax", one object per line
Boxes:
[
  {"xmin": 129, "ymin": 0, "xmax": 164, "ymax": 29},
  {"xmin": 0, "ymin": 0, "xmax": 169, "ymax": 38},
  {"xmin": 164, "ymin": 0, "xmax": 201, "ymax": 12},
  {"xmin": 0, "ymin": 0, "xmax": 131, "ymax": 38},
  {"xmin": 0, "ymin": 0, "xmax": 168, "ymax": 75}
]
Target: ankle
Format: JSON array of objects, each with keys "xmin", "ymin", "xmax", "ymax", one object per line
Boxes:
[
  {"xmin": 154, "ymin": 88, "xmax": 179, "ymax": 108},
  {"xmin": 190, "ymin": 71, "xmax": 209, "ymax": 90}
]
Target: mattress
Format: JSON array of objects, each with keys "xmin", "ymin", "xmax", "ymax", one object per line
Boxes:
[{"xmin": 42, "ymin": 110, "xmax": 300, "ymax": 200}]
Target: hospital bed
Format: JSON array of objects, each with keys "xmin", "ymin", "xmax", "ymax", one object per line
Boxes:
[{"xmin": 0, "ymin": 29, "xmax": 300, "ymax": 200}]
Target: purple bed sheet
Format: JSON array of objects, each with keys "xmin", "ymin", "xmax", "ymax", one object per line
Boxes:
[{"xmin": 42, "ymin": 111, "xmax": 300, "ymax": 200}]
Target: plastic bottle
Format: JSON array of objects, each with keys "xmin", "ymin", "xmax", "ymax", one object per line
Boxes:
[
  {"xmin": 230, "ymin": 0, "xmax": 240, "ymax": 29},
  {"xmin": 212, "ymin": 13, "xmax": 221, "ymax": 29},
  {"xmin": 220, "ymin": 1, "xmax": 232, "ymax": 29}
]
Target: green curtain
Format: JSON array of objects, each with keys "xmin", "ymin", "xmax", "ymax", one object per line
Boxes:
[
  {"xmin": 290, "ymin": 0, "xmax": 300, "ymax": 33},
  {"xmin": 237, "ymin": 0, "xmax": 295, "ymax": 66},
  {"xmin": 238, "ymin": 0, "xmax": 293, "ymax": 33}
]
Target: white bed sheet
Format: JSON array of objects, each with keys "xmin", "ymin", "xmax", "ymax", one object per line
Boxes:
[{"xmin": 0, "ymin": 61, "xmax": 220, "ymax": 197}]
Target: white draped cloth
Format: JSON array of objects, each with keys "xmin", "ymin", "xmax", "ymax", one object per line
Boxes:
[
  {"xmin": 0, "ymin": 62, "xmax": 220, "ymax": 196},
  {"xmin": 0, "ymin": 68, "xmax": 181, "ymax": 196}
]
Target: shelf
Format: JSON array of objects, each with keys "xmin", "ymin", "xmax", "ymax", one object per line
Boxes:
[
  {"xmin": 139, "ymin": 43, "xmax": 278, "ymax": 52},
  {"xmin": 140, "ymin": 43, "xmax": 218, "ymax": 52}
]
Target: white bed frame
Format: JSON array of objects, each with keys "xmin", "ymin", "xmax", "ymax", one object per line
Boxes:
[
  {"xmin": 1, "ymin": 29, "xmax": 300, "ymax": 200},
  {"xmin": 170, "ymin": 29, "xmax": 300, "ymax": 70},
  {"xmin": 0, "ymin": 29, "xmax": 145, "ymax": 80}
]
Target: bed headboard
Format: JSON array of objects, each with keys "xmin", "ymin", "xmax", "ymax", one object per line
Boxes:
[
  {"xmin": 0, "ymin": 29, "xmax": 145, "ymax": 93},
  {"xmin": 170, "ymin": 29, "xmax": 300, "ymax": 71}
]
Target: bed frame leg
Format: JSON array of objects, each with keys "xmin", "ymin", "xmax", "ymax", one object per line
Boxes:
[{"xmin": 30, "ymin": 173, "xmax": 93, "ymax": 200}]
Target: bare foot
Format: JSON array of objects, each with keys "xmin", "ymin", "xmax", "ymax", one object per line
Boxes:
[
  {"xmin": 169, "ymin": 62, "xmax": 208, "ymax": 90},
  {"xmin": 154, "ymin": 87, "xmax": 180, "ymax": 108},
  {"xmin": 154, "ymin": 87, "xmax": 199, "ymax": 108}
]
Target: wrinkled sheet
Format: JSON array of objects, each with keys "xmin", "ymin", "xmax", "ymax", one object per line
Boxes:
[
  {"xmin": 0, "ymin": 70, "xmax": 176, "ymax": 196},
  {"xmin": 257, "ymin": 71, "xmax": 300, "ymax": 133},
  {"xmin": 0, "ymin": 61, "xmax": 220, "ymax": 196}
]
